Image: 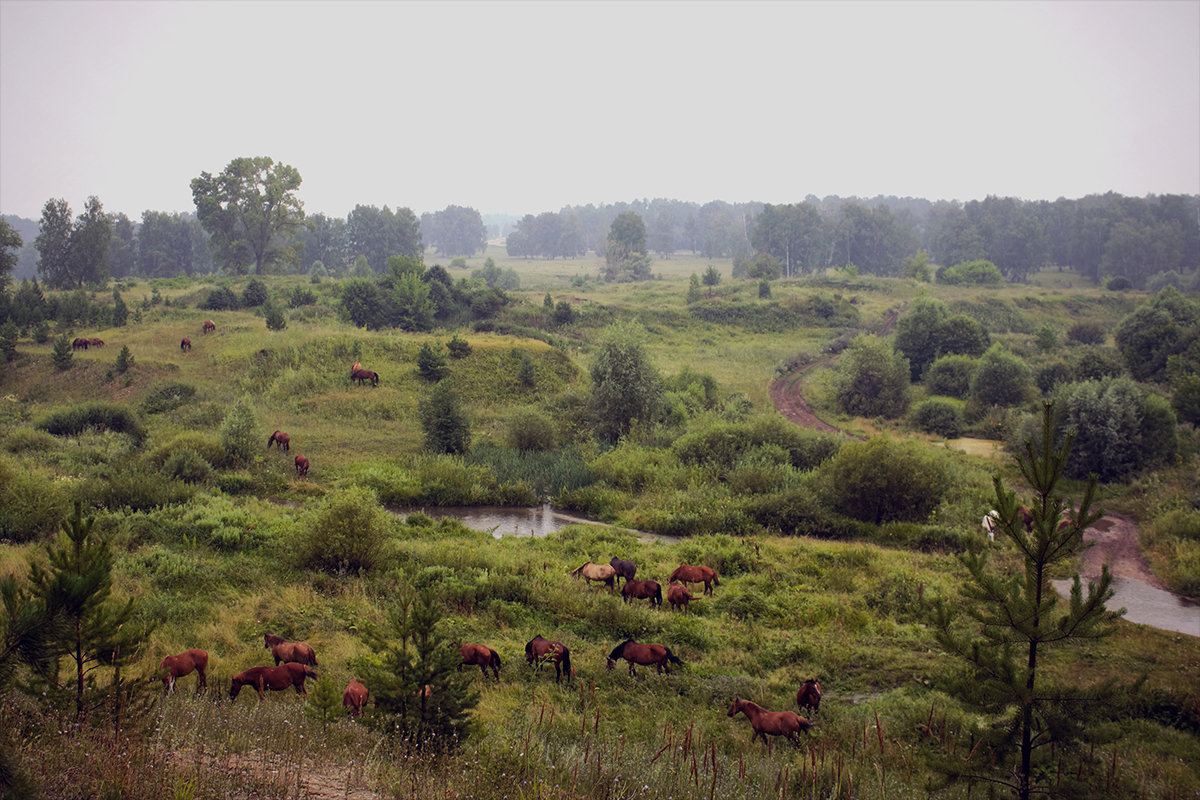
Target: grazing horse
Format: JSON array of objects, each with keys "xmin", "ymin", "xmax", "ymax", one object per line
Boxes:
[
  {"xmin": 72, "ymin": 337, "xmax": 88, "ymax": 350},
  {"xmin": 229, "ymin": 663, "xmax": 317, "ymax": 702},
  {"xmin": 202, "ymin": 320, "xmax": 216, "ymax": 334},
  {"xmin": 459, "ymin": 643, "xmax": 502, "ymax": 681},
  {"xmin": 982, "ymin": 510, "xmax": 1000, "ymax": 542},
  {"xmin": 294, "ymin": 454, "xmax": 310, "ymax": 478},
  {"xmin": 608, "ymin": 557, "xmax": 636, "ymax": 588},
  {"xmin": 351, "ymin": 361, "xmax": 362, "ymax": 372},
  {"xmin": 621, "ymin": 579, "xmax": 662, "ymax": 607},
  {"xmin": 606, "ymin": 639, "xmax": 683, "ymax": 677},
  {"xmin": 669, "ymin": 565, "xmax": 720, "ymax": 596},
  {"xmin": 525, "ymin": 635, "xmax": 572, "ymax": 683},
  {"xmin": 180, "ymin": 337, "xmax": 192, "ymax": 352},
  {"xmin": 1017, "ymin": 507, "xmax": 1035, "ymax": 532},
  {"xmin": 667, "ymin": 581, "xmax": 696, "ymax": 613},
  {"xmin": 343, "ymin": 678, "xmax": 369, "ymax": 716},
  {"xmin": 263, "ymin": 633, "xmax": 318, "ymax": 666},
  {"xmin": 727, "ymin": 697, "xmax": 813, "ymax": 752},
  {"xmin": 570, "ymin": 561, "xmax": 617, "ymax": 591},
  {"xmin": 796, "ymin": 679, "xmax": 822, "ymax": 717},
  {"xmin": 350, "ymin": 368, "xmax": 380, "ymax": 387},
  {"xmin": 88, "ymin": 338, "xmax": 104, "ymax": 348},
  {"xmin": 159, "ymin": 648, "xmax": 208, "ymax": 694},
  {"xmin": 267, "ymin": 430, "xmax": 290, "ymax": 451}
]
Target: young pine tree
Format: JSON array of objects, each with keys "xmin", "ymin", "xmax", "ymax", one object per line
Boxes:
[
  {"xmin": 29, "ymin": 501, "xmax": 145, "ymax": 721},
  {"xmin": 357, "ymin": 586, "xmax": 478, "ymax": 752},
  {"xmin": 51, "ymin": 334, "xmax": 73, "ymax": 370},
  {"xmin": 929, "ymin": 402, "xmax": 1124, "ymax": 800}
]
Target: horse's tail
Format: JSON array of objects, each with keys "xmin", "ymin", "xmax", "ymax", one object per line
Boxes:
[
  {"xmin": 666, "ymin": 648, "xmax": 684, "ymax": 667},
  {"xmin": 560, "ymin": 646, "xmax": 571, "ymax": 676},
  {"xmin": 309, "ymin": 648, "xmax": 318, "ymax": 667},
  {"xmin": 490, "ymin": 650, "xmax": 501, "ymax": 669},
  {"xmin": 654, "ymin": 584, "xmax": 663, "ymax": 605}
]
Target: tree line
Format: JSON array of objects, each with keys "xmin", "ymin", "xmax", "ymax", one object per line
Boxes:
[{"xmin": 2, "ymin": 154, "xmax": 1197, "ymax": 289}]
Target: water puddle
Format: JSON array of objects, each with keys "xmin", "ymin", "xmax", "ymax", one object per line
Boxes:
[
  {"xmin": 1052, "ymin": 577, "xmax": 1199, "ymax": 638},
  {"xmin": 389, "ymin": 503, "xmax": 672, "ymax": 544}
]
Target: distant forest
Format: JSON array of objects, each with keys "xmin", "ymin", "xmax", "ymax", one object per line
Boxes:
[{"xmin": 4, "ymin": 192, "xmax": 1199, "ymax": 290}]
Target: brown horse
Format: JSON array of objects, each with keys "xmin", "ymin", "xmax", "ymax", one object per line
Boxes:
[
  {"xmin": 202, "ymin": 320, "xmax": 215, "ymax": 334},
  {"xmin": 350, "ymin": 368, "xmax": 379, "ymax": 387},
  {"xmin": 608, "ymin": 557, "xmax": 636, "ymax": 588},
  {"xmin": 525, "ymin": 635, "xmax": 572, "ymax": 683},
  {"xmin": 230, "ymin": 663, "xmax": 317, "ymax": 702},
  {"xmin": 180, "ymin": 337, "xmax": 192, "ymax": 352},
  {"xmin": 263, "ymin": 633, "xmax": 318, "ymax": 666},
  {"xmin": 727, "ymin": 696, "xmax": 813, "ymax": 752},
  {"xmin": 669, "ymin": 565, "xmax": 720, "ymax": 596},
  {"xmin": 294, "ymin": 454, "xmax": 310, "ymax": 478},
  {"xmin": 159, "ymin": 648, "xmax": 208, "ymax": 694},
  {"xmin": 796, "ymin": 679, "xmax": 822, "ymax": 717},
  {"xmin": 459, "ymin": 643, "xmax": 502, "ymax": 681},
  {"xmin": 268, "ymin": 430, "xmax": 290, "ymax": 451},
  {"xmin": 343, "ymin": 678, "xmax": 369, "ymax": 716},
  {"xmin": 72, "ymin": 337, "xmax": 88, "ymax": 350},
  {"xmin": 667, "ymin": 581, "xmax": 696, "ymax": 613},
  {"xmin": 571, "ymin": 561, "xmax": 617, "ymax": 591},
  {"xmin": 88, "ymin": 338, "xmax": 104, "ymax": 348},
  {"xmin": 621, "ymin": 579, "xmax": 662, "ymax": 607},
  {"xmin": 1017, "ymin": 506, "xmax": 1035, "ymax": 532},
  {"xmin": 606, "ymin": 639, "xmax": 684, "ymax": 677},
  {"xmin": 351, "ymin": 361, "xmax": 362, "ymax": 372}
]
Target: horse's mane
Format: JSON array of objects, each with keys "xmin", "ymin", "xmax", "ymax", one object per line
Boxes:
[{"xmin": 608, "ymin": 639, "xmax": 635, "ymax": 659}]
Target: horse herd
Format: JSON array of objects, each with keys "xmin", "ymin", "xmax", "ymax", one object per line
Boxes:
[
  {"xmin": 570, "ymin": 558, "xmax": 719, "ymax": 612},
  {"xmin": 981, "ymin": 505, "xmax": 1077, "ymax": 542}
]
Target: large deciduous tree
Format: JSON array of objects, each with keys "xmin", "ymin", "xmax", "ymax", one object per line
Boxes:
[
  {"xmin": 66, "ymin": 196, "xmax": 112, "ymax": 287},
  {"xmin": 34, "ymin": 198, "xmax": 74, "ymax": 288},
  {"xmin": 1113, "ymin": 286, "xmax": 1200, "ymax": 382},
  {"xmin": 930, "ymin": 403, "xmax": 1121, "ymax": 800},
  {"xmin": 191, "ymin": 156, "xmax": 305, "ymax": 274},
  {"xmin": 0, "ymin": 218, "xmax": 22, "ymax": 291},
  {"xmin": 834, "ymin": 334, "xmax": 910, "ymax": 418},
  {"xmin": 589, "ymin": 322, "xmax": 662, "ymax": 441},
  {"xmin": 421, "ymin": 205, "xmax": 486, "ymax": 258},
  {"xmin": 604, "ymin": 212, "xmax": 651, "ymax": 281},
  {"xmin": 347, "ymin": 204, "xmax": 423, "ymax": 273}
]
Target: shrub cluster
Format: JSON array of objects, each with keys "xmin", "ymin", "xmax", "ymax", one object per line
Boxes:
[{"xmin": 35, "ymin": 402, "xmax": 147, "ymax": 445}]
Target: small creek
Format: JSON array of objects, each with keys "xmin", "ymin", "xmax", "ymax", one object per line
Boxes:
[
  {"xmin": 1051, "ymin": 577, "xmax": 1199, "ymax": 638},
  {"xmin": 389, "ymin": 503, "xmax": 672, "ymax": 544}
]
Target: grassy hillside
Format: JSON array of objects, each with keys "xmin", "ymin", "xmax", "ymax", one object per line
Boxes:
[{"xmin": 1, "ymin": 265, "xmax": 1197, "ymax": 799}]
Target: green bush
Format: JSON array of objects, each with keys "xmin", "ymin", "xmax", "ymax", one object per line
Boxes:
[
  {"xmin": 80, "ymin": 466, "xmax": 192, "ymax": 511},
  {"xmin": 505, "ymin": 408, "xmax": 556, "ymax": 452},
  {"xmin": 242, "ymin": 279, "xmax": 268, "ymax": 307},
  {"xmin": 937, "ymin": 259, "xmax": 1003, "ymax": 286},
  {"xmin": 292, "ymin": 485, "xmax": 394, "ymax": 573},
  {"xmin": 162, "ymin": 448, "xmax": 214, "ymax": 484},
  {"xmin": 201, "ymin": 286, "xmax": 238, "ymax": 310},
  {"xmin": 909, "ymin": 399, "xmax": 962, "ymax": 438},
  {"xmin": 141, "ymin": 382, "xmax": 196, "ymax": 414},
  {"xmin": 3, "ymin": 428, "xmax": 61, "ymax": 454},
  {"xmin": 447, "ymin": 334, "xmax": 472, "ymax": 358},
  {"xmin": 925, "ymin": 355, "xmax": 977, "ymax": 398},
  {"xmin": 219, "ymin": 396, "xmax": 260, "ymax": 467},
  {"xmin": 1036, "ymin": 361, "xmax": 1074, "ymax": 395},
  {"xmin": 816, "ymin": 436, "xmax": 950, "ymax": 524},
  {"xmin": 1067, "ymin": 321, "xmax": 1106, "ymax": 345},
  {"xmin": 51, "ymin": 334, "xmax": 73, "ymax": 370},
  {"xmin": 145, "ymin": 431, "xmax": 225, "ymax": 469},
  {"xmin": 417, "ymin": 341, "xmax": 448, "ymax": 381},
  {"xmin": 0, "ymin": 458, "xmax": 65, "ymax": 542},
  {"xmin": 35, "ymin": 402, "xmax": 147, "ymax": 445},
  {"xmin": 835, "ymin": 334, "xmax": 910, "ymax": 418},
  {"xmin": 970, "ymin": 344, "xmax": 1031, "ymax": 407}
]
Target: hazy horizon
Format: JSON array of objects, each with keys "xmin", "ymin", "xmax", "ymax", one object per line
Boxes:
[{"xmin": 2, "ymin": 1, "xmax": 1197, "ymax": 222}]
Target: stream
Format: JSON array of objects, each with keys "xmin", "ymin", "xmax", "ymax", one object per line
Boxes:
[{"xmin": 390, "ymin": 503, "xmax": 672, "ymax": 543}]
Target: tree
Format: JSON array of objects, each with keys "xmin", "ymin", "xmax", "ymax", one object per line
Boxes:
[
  {"xmin": 702, "ymin": 265, "xmax": 721, "ymax": 294},
  {"xmin": 110, "ymin": 289, "xmax": 128, "ymax": 327},
  {"xmin": 929, "ymin": 403, "xmax": 1120, "ymax": 800},
  {"xmin": 242, "ymin": 278, "xmax": 269, "ymax": 307},
  {"xmin": 1050, "ymin": 377, "xmax": 1177, "ymax": 481},
  {"xmin": 604, "ymin": 211, "xmax": 651, "ymax": 281},
  {"xmin": 293, "ymin": 486, "xmax": 391, "ymax": 574},
  {"xmin": 818, "ymin": 436, "xmax": 949, "ymax": 524},
  {"xmin": 191, "ymin": 156, "xmax": 305, "ymax": 274},
  {"xmin": 357, "ymin": 585, "xmax": 478, "ymax": 751},
  {"xmin": 589, "ymin": 323, "xmax": 663, "ymax": 442},
  {"xmin": 1113, "ymin": 286, "xmax": 1200, "ymax": 382},
  {"xmin": 0, "ymin": 321, "xmax": 17, "ymax": 363},
  {"xmin": 1172, "ymin": 374, "xmax": 1200, "ymax": 426},
  {"xmin": 419, "ymin": 380, "xmax": 470, "ymax": 455},
  {"xmin": 29, "ymin": 501, "xmax": 143, "ymax": 721},
  {"xmin": 421, "ymin": 205, "xmax": 486, "ymax": 258},
  {"xmin": 750, "ymin": 202, "xmax": 825, "ymax": 276},
  {"xmin": 834, "ymin": 334, "xmax": 910, "ymax": 418},
  {"xmin": 416, "ymin": 341, "xmax": 448, "ymax": 381},
  {"xmin": 35, "ymin": 198, "xmax": 74, "ymax": 288},
  {"xmin": 113, "ymin": 345, "xmax": 134, "ymax": 373},
  {"xmin": 264, "ymin": 301, "xmax": 287, "ymax": 332},
  {"xmin": 0, "ymin": 218, "xmax": 22, "ymax": 291},
  {"xmin": 970, "ymin": 344, "xmax": 1032, "ymax": 407},
  {"xmin": 219, "ymin": 396, "xmax": 260, "ymax": 467},
  {"xmin": 106, "ymin": 212, "xmax": 136, "ymax": 279},
  {"xmin": 347, "ymin": 204, "xmax": 422, "ymax": 273},
  {"xmin": 686, "ymin": 274, "xmax": 702, "ymax": 304},
  {"xmin": 51, "ymin": 334, "xmax": 73, "ymax": 371}
]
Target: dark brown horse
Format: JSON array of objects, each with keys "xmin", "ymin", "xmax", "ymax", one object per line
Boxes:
[
  {"xmin": 72, "ymin": 337, "xmax": 88, "ymax": 350},
  {"xmin": 202, "ymin": 320, "xmax": 216, "ymax": 334},
  {"xmin": 667, "ymin": 581, "xmax": 696, "ymax": 613},
  {"xmin": 606, "ymin": 639, "xmax": 683, "ymax": 677},
  {"xmin": 350, "ymin": 368, "xmax": 379, "ymax": 387},
  {"xmin": 620, "ymin": 579, "xmax": 662, "ymax": 607},
  {"xmin": 796, "ymin": 678, "xmax": 822, "ymax": 717},
  {"xmin": 727, "ymin": 697, "xmax": 813, "ymax": 752},
  {"xmin": 88, "ymin": 338, "xmax": 104, "ymax": 348},
  {"xmin": 294, "ymin": 454, "xmax": 310, "ymax": 478},
  {"xmin": 159, "ymin": 648, "xmax": 208, "ymax": 694},
  {"xmin": 263, "ymin": 633, "xmax": 318, "ymax": 666},
  {"xmin": 525, "ymin": 635, "xmax": 572, "ymax": 683},
  {"xmin": 343, "ymin": 678, "xmax": 369, "ymax": 716},
  {"xmin": 180, "ymin": 337, "xmax": 192, "ymax": 352},
  {"xmin": 459, "ymin": 643, "xmax": 502, "ymax": 681},
  {"xmin": 608, "ymin": 557, "xmax": 636, "ymax": 588},
  {"xmin": 267, "ymin": 430, "xmax": 290, "ymax": 451},
  {"xmin": 229, "ymin": 663, "xmax": 317, "ymax": 702},
  {"xmin": 669, "ymin": 564, "xmax": 720, "ymax": 596},
  {"xmin": 1017, "ymin": 506, "xmax": 1035, "ymax": 532},
  {"xmin": 571, "ymin": 561, "xmax": 617, "ymax": 591}
]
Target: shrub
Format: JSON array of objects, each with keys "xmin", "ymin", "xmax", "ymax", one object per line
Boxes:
[
  {"xmin": 201, "ymin": 286, "xmax": 238, "ymax": 310},
  {"xmin": 292, "ymin": 486, "xmax": 394, "ymax": 573},
  {"xmin": 1072, "ymin": 346, "xmax": 1126, "ymax": 381},
  {"xmin": 81, "ymin": 466, "xmax": 192, "ymax": 511},
  {"xmin": 141, "ymin": 382, "xmax": 196, "ymax": 414},
  {"xmin": 113, "ymin": 345, "xmax": 134, "ymax": 373},
  {"xmin": 219, "ymin": 396, "xmax": 260, "ymax": 467},
  {"xmin": 417, "ymin": 341, "xmax": 448, "ymax": 381},
  {"xmin": 0, "ymin": 458, "xmax": 65, "ymax": 542},
  {"xmin": 938, "ymin": 259, "xmax": 1003, "ymax": 286},
  {"xmin": 264, "ymin": 302, "xmax": 287, "ymax": 331},
  {"xmin": 242, "ymin": 279, "xmax": 268, "ymax": 307},
  {"xmin": 35, "ymin": 402, "xmax": 147, "ymax": 445},
  {"xmin": 1036, "ymin": 361, "xmax": 1074, "ymax": 395},
  {"xmin": 1067, "ymin": 321, "xmax": 1106, "ymax": 345},
  {"xmin": 288, "ymin": 286, "xmax": 316, "ymax": 308},
  {"xmin": 3, "ymin": 428, "xmax": 60, "ymax": 454},
  {"xmin": 970, "ymin": 344, "xmax": 1031, "ymax": 407},
  {"xmin": 146, "ymin": 431, "xmax": 223, "ymax": 469},
  {"xmin": 834, "ymin": 334, "xmax": 910, "ymax": 418},
  {"xmin": 816, "ymin": 436, "xmax": 950, "ymax": 524},
  {"xmin": 926, "ymin": 355, "xmax": 977, "ymax": 398},
  {"xmin": 162, "ymin": 448, "xmax": 214, "ymax": 484},
  {"xmin": 1, "ymin": 321, "xmax": 18, "ymax": 362},
  {"xmin": 1106, "ymin": 276, "xmax": 1132, "ymax": 291},
  {"xmin": 446, "ymin": 333, "xmax": 471, "ymax": 358},
  {"xmin": 1172, "ymin": 374, "xmax": 1200, "ymax": 426},
  {"xmin": 505, "ymin": 409, "xmax": 556, "ymax": 452},
  {"xmin": 910, "ymin": 399, "xmax": 962, "ymax": 438},
  {"xmin": 419, "ymin": 380, "xmax": 471, "ymax": 455},
  {"xmin": 51, "ymin": 334, "xmax": 72, "ymax": 370}
]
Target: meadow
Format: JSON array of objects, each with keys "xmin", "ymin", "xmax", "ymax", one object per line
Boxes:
[{"xmin": 0, "ymin": 255, "xmax": 1197, "ymax": 800}]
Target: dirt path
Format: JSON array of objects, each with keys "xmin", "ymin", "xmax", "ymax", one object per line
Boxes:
[
  {"xmin": 1075, "ymin": 515, "xmax": 1163, "ymax": 587},
  {"xmin": 768, "ymin": 362, "xmax": 842, "ymax": 435}
]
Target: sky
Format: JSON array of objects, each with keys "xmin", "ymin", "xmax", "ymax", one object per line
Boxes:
[{"xmin": 1, "ymin": 0, "xmax": 1198, "ymax": 222}]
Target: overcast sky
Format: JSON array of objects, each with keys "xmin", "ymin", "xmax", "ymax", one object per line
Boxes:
[{"xmin": 1, "ymin": 0, "xmax": 1197, "ymax": 222}]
